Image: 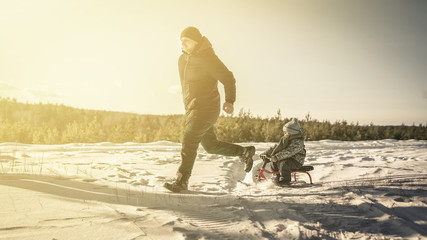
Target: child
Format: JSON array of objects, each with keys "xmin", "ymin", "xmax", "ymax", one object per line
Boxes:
[{"xmin": 260, "ymin": 118, "xmax": 307, "ymax": 186}]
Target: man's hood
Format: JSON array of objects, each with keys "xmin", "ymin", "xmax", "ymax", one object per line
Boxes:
[
  {"xmin": 182, "ymin": 37, "xmax": 213, "ymax": 55},
  {"xmin": 195, "ymin": 37, "xmax": 213, "ymax": 54}
]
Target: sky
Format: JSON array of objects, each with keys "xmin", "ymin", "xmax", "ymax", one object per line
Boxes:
[{"xmin": 0, "ymin": 0, "xmax": 426, "ymax": 125}]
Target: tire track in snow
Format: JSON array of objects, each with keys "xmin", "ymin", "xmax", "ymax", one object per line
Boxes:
[
  {"xmin": 335, "ymin": 175, "xmax": 427, "ymax": 237},
  {"xmin": 366, "ymin": 197, "xmax": 427, "ymax": 236},
  {"xmin": 174, "ymin": 204, "xmax": 245, "ymax": 239}
]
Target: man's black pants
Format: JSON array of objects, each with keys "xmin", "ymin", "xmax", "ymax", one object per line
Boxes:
[{"xmin": 178, "ymin": 111, "xmax": 244, "ymax": 178}]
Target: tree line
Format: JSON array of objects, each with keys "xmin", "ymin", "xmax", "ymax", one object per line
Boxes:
[{"xmin": 1, "ymin": 98, "xmax": 426, "ymax": 144}]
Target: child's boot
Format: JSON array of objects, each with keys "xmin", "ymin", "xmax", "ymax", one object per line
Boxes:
[{"xmin": 272, "ymin": 175, "xmax": 291, "ymax": 187}]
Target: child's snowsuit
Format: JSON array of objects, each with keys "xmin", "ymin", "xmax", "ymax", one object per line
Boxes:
[{"xmin": 261, "ymin": 129, "xmax": 306, "ymax": 184}]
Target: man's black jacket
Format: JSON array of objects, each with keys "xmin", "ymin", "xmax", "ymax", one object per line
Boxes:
[{"xmin": 178, "ymin": 37, "xmax": 236, "ymax": 115}]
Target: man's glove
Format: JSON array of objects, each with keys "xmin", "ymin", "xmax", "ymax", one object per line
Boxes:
[{"xmin": 260, "ymin": 154, "xmax": 270, "ymax": 163}]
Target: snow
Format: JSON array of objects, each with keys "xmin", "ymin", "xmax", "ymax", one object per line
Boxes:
[{"xmin": 0, "ymin": 140, "xmax": 426, "ymax": 239}]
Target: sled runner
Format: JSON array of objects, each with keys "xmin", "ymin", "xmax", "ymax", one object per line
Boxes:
[{"xmin": 255, "ymin": 159, "xmax": 314, "ymax": 184}]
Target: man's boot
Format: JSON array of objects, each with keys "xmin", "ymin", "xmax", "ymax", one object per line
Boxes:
[
  {"xmin": 163, "ymin": 172, "xmax": 189, "ymax": 193},
  {"xmin": 240, "ymin": 146, "xmax": 255, "ymax": 172}
]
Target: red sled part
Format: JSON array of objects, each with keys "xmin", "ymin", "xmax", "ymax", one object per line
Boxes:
[{"xmin": 256, "ymin": 165, "xmax": 314, "ymax": 184}]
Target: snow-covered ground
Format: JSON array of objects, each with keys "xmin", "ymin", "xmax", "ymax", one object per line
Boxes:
[{"xmin": 0, "ymin": 140, "xmax": 426, "ymax": 239}]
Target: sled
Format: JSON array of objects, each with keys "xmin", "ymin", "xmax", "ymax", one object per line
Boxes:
[{"xmin": 255, "ymin": 160, "xmax": 314, "ymax": 184}]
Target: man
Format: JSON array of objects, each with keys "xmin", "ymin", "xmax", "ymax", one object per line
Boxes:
[{"xmin": 164, "ymin": 26, "xmax": 255, "ymax": 193}]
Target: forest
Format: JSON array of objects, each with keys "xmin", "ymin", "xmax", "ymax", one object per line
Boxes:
[{"xmin": 1, "ymin": 98, "xmax": 426, "ymax": 144}]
